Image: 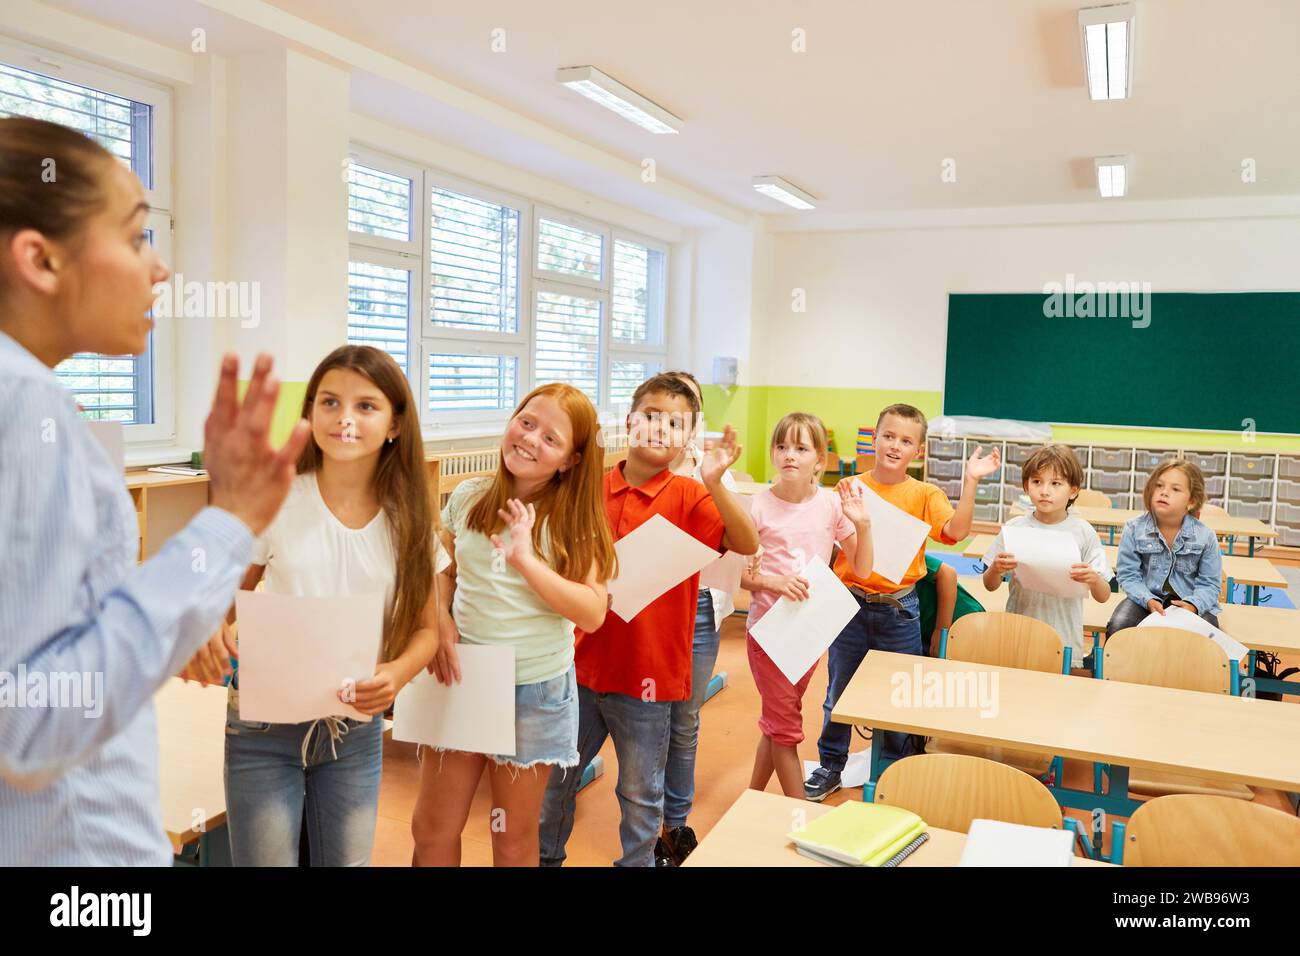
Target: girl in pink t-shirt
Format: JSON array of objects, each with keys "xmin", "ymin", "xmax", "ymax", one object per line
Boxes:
[{"xmin": 740, "ymin": 413, "xmax": 874, "ymax": 797}]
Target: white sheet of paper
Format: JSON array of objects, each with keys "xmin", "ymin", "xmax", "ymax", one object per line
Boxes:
[
  {"xmin": 750, "ymin": 555, "xmax": 859, "ymax": 684},
  {"xmin": 393, "ymin": 645, "xmax": 516, "ymax": 755},
  {"xmin": 235, "ymin": 591, "xmax": 382, "ymax": 723},
  {"xmin": 608, "ymin": 513, "xmax": 723, "ymax": 622},
  {"xmin": 1003, "ymin": 525, "xmax": 1089, "ymax": 599},
  {"xmin": 1138, "ymin": 604, "xmax": 1249, "ymax": 662},
  {"xmin": 87, "ymin": 420, "xmax": 124, "ymax": 472},
  {"xmin": 958, "ymin": 818, "xmax": 1074, "ymax": 867},
  {"xmin": 698, "ymin": 493, "xmax": 751, "ymax": 595},
  {"xmin": 803, "ymin": 751, "xmax": 873, "ymax": 790},
  {"xmin": 851, "ymin": 479, "xmax": 931, "ymax": 585}
]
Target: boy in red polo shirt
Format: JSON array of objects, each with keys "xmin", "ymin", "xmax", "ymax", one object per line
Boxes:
[{"xmin": 539, "ymin": 374, "xmax": 759, "ymax": 867}]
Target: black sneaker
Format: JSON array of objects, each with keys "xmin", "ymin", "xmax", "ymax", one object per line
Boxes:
[
  {"xmin": 804, "ymin": 767, "xmax": 842, "ymax": 802},
  {"xmin": 665, "ymin": 825, "xmax": 698, "ymax": 863},
  {"xmin": 653, "ymin": 836, "xmax": 677, "ymax": 867}
]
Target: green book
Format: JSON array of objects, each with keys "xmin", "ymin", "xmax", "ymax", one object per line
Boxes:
[{"xmin": 788, "ymin": 801, "xmax": 928, "ymax": 867}]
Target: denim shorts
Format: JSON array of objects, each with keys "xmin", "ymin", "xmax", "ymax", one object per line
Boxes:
[{"xmin": 485, "ymin": 665, "xmax": 580, "ymax": 770}]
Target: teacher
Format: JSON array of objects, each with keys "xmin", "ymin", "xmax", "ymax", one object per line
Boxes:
[{"xmin": 0, "ymin": 117, "xmax": 309, "ymax": 864}]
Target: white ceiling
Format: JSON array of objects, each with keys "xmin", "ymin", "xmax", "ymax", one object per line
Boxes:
[{"xmin": 31, "ymin": 0, "xmax": 1300, "ymax": 224}]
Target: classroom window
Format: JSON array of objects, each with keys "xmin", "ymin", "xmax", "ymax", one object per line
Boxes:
[
  {"xmin": 428, "ymin": 352, "xmax": 518, "ymax": 412},
  {"xmin": 347, "ymin": 260, "xmax": 412, "ymax": 372},
  {"xmin": 347, "ymin": 161, "xmax": 413, "ymax": 243},
  {"xmin": 346, "ymin": 150, "xmax": 670, "ymax": 428},
  {"xmin": 1, "ymin": 40, "xmax": 173, "ymax": 441}
]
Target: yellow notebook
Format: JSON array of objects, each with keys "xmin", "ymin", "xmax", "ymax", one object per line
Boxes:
[{"xmin": 787, "ymin": 801, "xmax": 928, "ymax": 867}]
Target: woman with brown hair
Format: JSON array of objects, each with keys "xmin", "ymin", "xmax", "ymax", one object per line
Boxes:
[{"xmin": 0, "ymin": 116, "xmax": 308, "ymax": 864}]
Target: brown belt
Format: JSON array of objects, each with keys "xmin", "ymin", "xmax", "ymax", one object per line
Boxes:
[{"xmin": 848, "ymin": 584, "xmax": 915, "ymax": 610}]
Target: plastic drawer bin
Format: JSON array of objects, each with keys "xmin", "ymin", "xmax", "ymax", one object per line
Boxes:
[
  {"xmin": 1004, "ymin": 443, "xmax": 1040, "ymax": 465},
  {"xmin": 1229, "ymin": 477, "xmax": 1272, "ymax": 502},
  {"xmin": 927, "ymin": 439, "xmax": 963, "ymax": 459},
  {"xmin": 1279, "ymin": 525, "xmax": 1300, "ymax": 547},
  {"xmin": 927, "ymin": 458, "xmax": 964, "ymax": 479},
  {"xmin": 1231, "ymin": 454, "xmax": 1275, "ymax": 478},
  {"xmin": 1004, "ymin": 486, "xmax": 1030, "ymax": 506},
  {"xmin": 1088, "ymin": 469, "xmax": 1131, "ymax": 494},
  {"xmin": 1185, "ymin": 451, "xmax": 1228, "ymax": 474},
  {"xmin": 932, "ymin": 478, "xmax": 962, "ymax": 500},
  {"xmin": 1134, "ymin": 449, "xmax": 1179, "ymax": 472},
  {"xmin": 975, "ymin": 482, "xmax": 1000, "ymax": 504},
  {"xmin": 972, "ymin": 503, "xmax": 1001, "ymax": 522},
  {"xmin": 1091, "ymin": 447, "xmax": 1133, "ymax": 470},
  {"xmin": 1278, "ymin": 457, "xmax": 1300, "ymax": 480},
  {"xmin": 1226, "ymin": 500, "xmax": 1274, "ymax": 522},
  {"xmin": 1274, "ymin": 503, "xmax": 1300, "ymax": 526},
  {"xmin": 1003, "ymin": 462, "xmax": 1023, "ymax": 484},
  {"xmin": 1108, "ymin": 493, "xmax": 1136, "ymax": 510},
  {"xmin": 1276, "ymin": 479, "xmax": 1300, "ymax": 506},
  {"xmin": 1203, "ymin": 475, "xmax": 1226, "ymax": 497}
]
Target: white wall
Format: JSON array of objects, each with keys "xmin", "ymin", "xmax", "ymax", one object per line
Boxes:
[{"xmin": 759, "ymin": 216, "xmax": 1300, "ymax": 391}]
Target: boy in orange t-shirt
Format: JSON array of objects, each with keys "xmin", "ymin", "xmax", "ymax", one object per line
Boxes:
[
  {"xmin": 538, "ymin": 374, "xmax": 758, "ymax": 866},
  {"xmin": 805, "ymin": 404, "xmax": 1000, "ymax": 801}
]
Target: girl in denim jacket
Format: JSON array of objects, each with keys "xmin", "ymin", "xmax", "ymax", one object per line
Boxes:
[{"xmin": 1106, "ymin": 460, "xmax": 1223, "ymax": 636}]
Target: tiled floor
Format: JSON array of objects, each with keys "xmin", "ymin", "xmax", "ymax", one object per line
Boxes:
[{"xmin": 370, "ymin": 610, "xmax": 1299, "ymax": 867}]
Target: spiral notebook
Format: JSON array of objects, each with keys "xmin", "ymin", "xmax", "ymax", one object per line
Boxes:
[{"xmin": 787, "ymin": 801, "xmax": 929, "ymax": 867}]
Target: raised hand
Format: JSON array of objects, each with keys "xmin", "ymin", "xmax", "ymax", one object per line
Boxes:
[
  {"xmin": 838, "ymin": 480, "xmax": 872, "ymax": 526},
  {"xmin": 700, "ymin": 424, "xmax": 742, "ymax": 485},
  {"xmin": 205, "ymin": 353, "xmax": 311, "ymax": 536},
  {"xmin": 491, "ymin": 498, "xmax": 537, "ymax": 568},
  {"xmin": 965, "ymin": 444, "xmax": 1002, "ymax": 481}
]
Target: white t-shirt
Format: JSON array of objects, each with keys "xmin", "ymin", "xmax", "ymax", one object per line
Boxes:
[
  {"xmin": 254, "ymin": 472, "xmax": 450, "ymax": 619},
  {"xmin": 985, "ymin": 511, "xmax": 1112, "ymax": 659}
]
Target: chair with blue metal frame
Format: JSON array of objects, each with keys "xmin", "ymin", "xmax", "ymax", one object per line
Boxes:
[
  {"xmin": 873, "ymin": 753, "xmax": 1085, "ymax": 850},
  {"xmin": 1118, "ymin": 793, "xmax": 1300, "ymax": 866},
  {"xmin": 1098, "ymin": 627, "xmax": 1253, "ymax": 800},
  {"xmin": 927, "ymin": 612, "xmax": 1071, "ymax": 785}
]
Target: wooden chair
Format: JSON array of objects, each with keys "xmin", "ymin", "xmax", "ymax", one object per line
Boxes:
[
  {"xmin": 1075, "ymin": 489, "xmax": 1113, "ymax": 508},
  {"xmin": 926, "ymin": 613, "xmax": 1067, "ymax": 779},
  {"xmin": 1122, "ymin": 794, "xmax": 1300, "ymax": 866},
  {"xmin": 1101, "ymin": 627, "xmax": 1252, "ymax": 799},
  {"xmin": 874, "ymin": 753, "xmax": 1066, "ymax": 835}
]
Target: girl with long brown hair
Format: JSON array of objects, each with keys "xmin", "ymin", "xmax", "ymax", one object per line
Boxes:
[
  {"xmin": 410, "ymin": 382, "xmax": 616, "ymax": 867},
  {"xmin": 183, "ymin": 344, "xmax": 444, "ymax": 865}
]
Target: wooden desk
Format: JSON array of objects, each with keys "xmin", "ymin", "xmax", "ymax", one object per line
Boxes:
[
  {"xmin": 1007, "ymin": 506, "xmax": 1278, "ymax": 555},
  {"xmin": 830, "ymin": 651, "xmax": 1300, "ymax": 817},
  {"xmin": 125, "ymin": 471, "xmax": 211, "ymax": 560},
  {"xmin": 684, "ymin": 789, "xmax": 1109, "ymax": 867},
  {"xmin": 155, "ymin": 677, "xmax": 229, "ymax": 860},
  {"xmin": 963, "ymin": 535, "xmax": 1287, "ymax": 604}
]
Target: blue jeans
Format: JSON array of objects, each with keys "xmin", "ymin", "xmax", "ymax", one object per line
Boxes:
[
  {"xmin": 224, "ymin": 706, "xmax": 383, "ymax": 866},
  {"xmin": 663, "ymin": 590, "xmax": 721, "ymax": 830},
  {"xmin": 816, "ymin": 589, "xmax": 923, "ymax": 772},
  {"xmin": 538, "ymin": 683, "xmax": 673, "ymax": 867}
]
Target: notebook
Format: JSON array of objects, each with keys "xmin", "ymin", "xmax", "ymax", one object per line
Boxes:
[
  {"xmin": 787, "ymin": 801, "xmax": 928, "ymax": 867},
  {"xmin": 957, "ymin": 818, "xmax": 1074, "ymax": 867}
]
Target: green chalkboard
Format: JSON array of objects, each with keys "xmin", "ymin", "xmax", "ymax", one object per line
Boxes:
[{"xmin": 944, "ymin": 292, "xmax": 1300, "ymax": 434}]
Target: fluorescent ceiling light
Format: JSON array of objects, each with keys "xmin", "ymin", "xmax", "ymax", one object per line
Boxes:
[
  {"xmin": 555, "ymin": 66, "xmax": 681, "ymax": 134},
  {"xmin": 1079, "ymin": 3, "xmax": 1136, "ymax": 100},
  {"xmin": 1095, "ymin": 155, "xmax": 1129, "ymax": 197},
  {"xmin": 752, "ymin": 176, "xmax": 816, "ymax": 210}
]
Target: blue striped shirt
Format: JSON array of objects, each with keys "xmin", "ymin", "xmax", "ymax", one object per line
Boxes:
[{"xmin": 0, "ymin": 331, "xmax": 252, "ymax": 864}]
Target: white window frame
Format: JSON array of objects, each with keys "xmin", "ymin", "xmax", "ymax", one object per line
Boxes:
[
  {"xmin": 608, "ymin": 230, "xmax": 669, "ymax": 409},
  {"xmin": 422, "ymin": 170, "xmax": 533, "ymax": 428},
  {"xmin": 345, "ymin": 146, "xmax": 672, "ymax": 434},
  {"xmin": 0, "ymin": 34, "xmax": 176, "ymax": 444}
]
